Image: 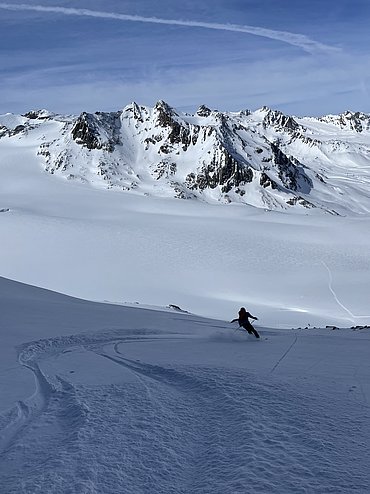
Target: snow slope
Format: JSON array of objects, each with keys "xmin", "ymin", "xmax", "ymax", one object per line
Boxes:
[
  {"xmin": 1, "ymin": 125, "xmax": 370, "ymax": 328},
  {"xmin": 0, "ymin": 277, "xmax": 369, "ymax": 493},
  {"xmin": 1, "ymin": 101, "xmax": 370, "ymax": 492},
  {"xmin": 1, "ymin": 102, "xmax": 370, "ymax": 328}
]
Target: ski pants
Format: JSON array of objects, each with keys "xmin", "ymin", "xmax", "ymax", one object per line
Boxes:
[{"xmin": 242, "ymin": 324, "xmax": 260, "ymax": 338}]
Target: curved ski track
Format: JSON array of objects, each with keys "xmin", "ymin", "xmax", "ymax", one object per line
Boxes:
[{"xmin": 0, "ymin": 329, "xmax": 369, "ymax": 493}]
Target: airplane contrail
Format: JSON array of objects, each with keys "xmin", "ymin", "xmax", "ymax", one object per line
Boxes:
[{"xmin": 0, "ymin": 3, "xmax": 339, "ymax": 55}]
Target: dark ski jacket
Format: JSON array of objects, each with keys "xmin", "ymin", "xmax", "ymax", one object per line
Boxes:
[
  {"xmin": 231, "ymin": 308, "xmax": 260, "ymax": 338},
  {"xmin": 231, "ymin": 308, "xmax": 258, "ymax": 328}
]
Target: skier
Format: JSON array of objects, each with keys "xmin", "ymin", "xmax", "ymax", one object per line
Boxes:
[{"xmin": 231, "ymin": 307, "xmax": 260, "ymax": 338}]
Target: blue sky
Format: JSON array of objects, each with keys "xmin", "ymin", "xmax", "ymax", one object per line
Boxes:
[{"xmin": 1, "ymin": 0, "xmax": 369, "ymax": 116}]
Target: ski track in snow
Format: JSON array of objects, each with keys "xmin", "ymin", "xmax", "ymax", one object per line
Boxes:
[
  {"xmin": 0, "ymin": 329, "xmax": 369, "ymax": 493},
  {"xmin": 270, "ymin": 334, "xmax": 298, "ymax": 374},
  {"xmin": 321, "ymin": 260, "xmax": 370, "ymax": 323}
]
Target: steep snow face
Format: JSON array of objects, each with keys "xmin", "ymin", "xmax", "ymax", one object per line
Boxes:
[{"xmin": 1, "ymin": 102, "xmax": 370, "ymax": 214}]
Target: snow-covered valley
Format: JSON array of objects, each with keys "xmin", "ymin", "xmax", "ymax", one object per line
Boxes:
[
  {"xmin": 1, "ymin": 102, "xmax": 370, "ymax": 492},
  {"xmin": 1, "ymin": 103, "xmax": 370, "ymax": 327}
]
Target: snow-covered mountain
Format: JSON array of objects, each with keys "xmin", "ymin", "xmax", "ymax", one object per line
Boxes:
[
  {"xmin": 1, "ymin": 101, "xmax": 370, "ymax": 215},
  {"xmin": 1, "ymin": 102, "xmax": 370, "ymax": 492}
]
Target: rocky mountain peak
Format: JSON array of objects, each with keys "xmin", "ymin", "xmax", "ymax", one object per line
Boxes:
[
  {"xmin": 3, "ymin": 101, "xmax": 370, "ymax": 215},
  {"xmin": 339, "ymin": 111, "xmax": 370, "ymax": 132},
  {"xmin": 71, "ymin": 112, "xmax": 102, "ymax": 150},
  {"xmin": 154, "ymin": 100, "xmax": 177, "ymax": 125},
  {"xmin": 318, "ymin": 110, "xmax": 370, "ymax": 132},
  {"xmin": 196, "ymin": 105, "xmax": 212, "ymax": 117},
  {"xmin": 22, "ymin": 109, "xmax": 54, "ymax": 120},
  {"xmin": 71, "ymin": 111, "xmax": 121, "ymax": 151},
  {"xmin": 262, "ymin": 109, "xmax": 300, "ymax": 132},
  {"xmin": 129, "ymin": 102, "xmax": 144, "ymax": 122}
]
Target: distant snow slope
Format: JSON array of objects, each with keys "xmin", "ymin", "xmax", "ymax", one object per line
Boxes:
[
  {"xmin": 1, "ymin": 101, "xmax": 370, "ymax": 327},
  {"xmin": 1, "ymin": 117, "xmax": 370, "ymax": 328},
  {"xmin": 0, "ymin": 277, "xmax": 369, "ymax": 493},
  {"xmin": 1, "ymin": 102, "xmax": 370, "ymax": 215}
]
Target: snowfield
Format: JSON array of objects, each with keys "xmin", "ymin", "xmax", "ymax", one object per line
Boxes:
[
  {"xmin": 1, "ymin": 127, "xmax": 370, "ymax": 329},
  {"xmin": 1, "ymin": 102, "xmax": 370, "ymax": 492},
  {"xmin": 0, "ymin": 277, "xmax": 369, "ymax": 493}
]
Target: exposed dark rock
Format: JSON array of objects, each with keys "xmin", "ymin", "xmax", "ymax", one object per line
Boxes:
[
  {"xmin": 154, "ymin": 100, "xmax": 177, "ymax": 128},
  {"xmin": 153, "ymin": 100, "xmax": 193, "ymax": 151},
  {"xmin": 263, "ymin": 109, "xmax": 300, "ymax": 133},
  {"xmin": 72, "ymin": 113, "xmax": 104, "ymax": 150},
  {"xmin": 22, "ymin": 110, "xmax": 52, "ymax": 120},
  {"xmin": 71, "ymin": 111, "xmax": 121, "ymax": 151},
  {"xmin": 52, "ymin": 150, "xmax": 70, "ymax": 172},
  {"xmin": 339, "ymin": 111, "xmax": 368, "ymax": 132},
  {"xmin": 168, "ymin": 123, "xmax": 191, "ymax": 151},
  {"xmin": 37, "ymin": 143, "xmax": 51, "ymax": 163},
  {"xmin": 319, "ymin": 110, "xmax": 370, "ymax": 132},
  {"xmin": 131, "ymin": 102, "xmax": 144, "ymax": 123},
  {"xmin": 286, "ymin": 196, "xmax": 316, "ymax": 208},
  {"xmin": 196, "ymin": 105, "xmax": 212, "ymax": 117},
  {"xmin": 234, "ymin": 188, "xmax": 246, "ymax": 196},
  {"xmin": 144, "ymin": 137, "xmax": 157, "ymax": 150},
  {"xmin": 12, "ymin": 125, "xmax": 26, "ymax": 135},
  {"xmin": 1, "ymin": 124, "xmax": 28, "ymax": 137},
  {"xmin": 271, "ymin": 143, "xmax": 312, "ymax": 193},
  {"xmin": 159, "ymin": 144, "xmax": 172, "ymax": 154},
  {"xmin": 0, "ymin": 125, "xmax": 7, "ymax": 138},
  {"xmin": 260, "ymin": 172, "xmax": 278, "ymax": 189},
  {"xmin": 168, "ymin": 304, "xmax": 189, "ymax": 312},
  {"xmin": 185, "ymin": 148, "xmax": 253, "ymax": 193},
  {"xmin": 171, "ymin": 182, "xmax": 195, "ymax": 199},
  {"xmin": 191, "ymin": 126, "xmax": 200, "ymax": 146},
  {"xmin": 151, "ymin": 161, "xmax": 177, "ymax": 180}
]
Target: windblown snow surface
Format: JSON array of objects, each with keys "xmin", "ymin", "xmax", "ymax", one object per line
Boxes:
[
  {"xmin": 0, "ymin": 107, "xmax": 370, "ymax": 492},
  {"xmin": 0, "ymin": 277, "xmax": 369, "ymax": 493}
]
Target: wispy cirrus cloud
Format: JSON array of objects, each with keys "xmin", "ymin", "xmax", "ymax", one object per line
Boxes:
[
  {"xmin": 0, "ymin": 2, "xmax": 339, "ymax": 55},
  {"xmin": 0, "ymin": 48, "xmax": 366, "ymax": 117}
]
